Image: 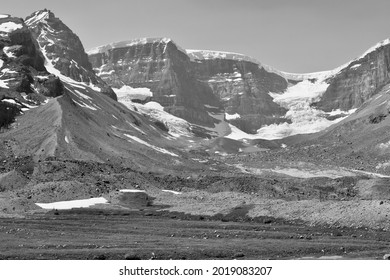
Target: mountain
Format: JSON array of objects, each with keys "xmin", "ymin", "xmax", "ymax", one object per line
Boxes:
[
  {"xmin": 3, "ymin": 9, "xmax": 390, "ymax": 257},
  {"xmin": 0, "ymin": 10, "xmax": 188, "ymax": 173},
  {"xmin": 88, "ymin": 38, "xmax": 220, "ymax": 127},
  {"xmin": 88, "ymin": 37, "xmax": 390, "ymax": 139},
  {"xmin": 315, "ymin": 39, "xmax": 390, "ymax": 112},
  {"xmin": 25, "ymin": 9, "xmax": 116, "ymax": 100},
  {"xmin": 88, "ymin": 39, "xmax": 289, "ymax": 134},
  {"xmin": 1, "ymin": 13, "xmax": 57, "ymax": 128}
]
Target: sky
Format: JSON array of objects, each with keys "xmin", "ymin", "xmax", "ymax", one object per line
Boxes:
[{"xmin": 2, "ymin": 0, "xmax": 390, "ymax": 73}]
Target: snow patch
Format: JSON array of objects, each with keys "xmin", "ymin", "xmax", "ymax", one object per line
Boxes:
[
  {"xmin": 246, "ymin": 80, "xmax": 355, "ymax": 140},
  {"xmin": 115, "ymin": 86, "xmax": 192, "ymax": 138},
  {"xmin": 25, "ymin": 10, "xmax": 49, "ymax": 26},
  {"xmin": 113, "ymin": 85, "xmax": 153, "ymax": 101},
  {"xmin": 1, "ymin": 98, "xmax": 17, "ymax": 104},
  {"xmin": 0, "ymin": 14, "xmax": 10, "ymax": 19},
  {"xmin": 162, "ymin": 190, "xmax": 182, "ymax": 195},
  {"xmin": 65, "ymin": 136, "xmax": 69, "ymax": 144},
  {"xmin": 3, "ymin": 46, "xmax": 16, "ymax": 58},
  {"xmin": 225, "ymin": 112, "xmax": 240, "ymax": 120},
  {"xmin": 74, "ymin": 90, "xmax": 92, "ymax": 100},
  {"xmin": 124, "ymin": 134, "xmax": 178, "ymax": 157},
  {"xmin": 73, "ymin": 99, "xmax": 98, "ymax": 111},
  {"xmin": 0, "ymin": 22, "xmax": 23, "ymax": 33},
  {"xmin": 378, "ymin": 140, "xmax": 390, "ymax": 149},
  {"xmin": 119, "ymin": 189, "xmax": 146, "ymax": 193},
  {"xmin": 36, "ymin": 197, "xmax": 108, "ymax": 210},
  {"xmin": 350, "ymin": 64, "xmax": 361, "ymax": 70},
  {"xmin": 0, "ymin": 79, "xmax": 9, "ymax": 89}
]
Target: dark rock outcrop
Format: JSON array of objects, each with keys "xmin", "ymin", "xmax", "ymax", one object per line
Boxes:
[
  {"xmin": 0, "ymin": 15, "xmax": 58, "ymax": 107},
  {"xmin": 188, "ymin": 53, "xmax": 288, "ymax": 132}
]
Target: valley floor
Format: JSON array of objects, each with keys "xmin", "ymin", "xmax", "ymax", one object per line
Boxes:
[
  {"xmin": 1, "ymin": 208, "xmax": 389, "ymax": 260},
  {"xmin": 1, "ymin": 146, "xmax": 390, "ymax": 260}
]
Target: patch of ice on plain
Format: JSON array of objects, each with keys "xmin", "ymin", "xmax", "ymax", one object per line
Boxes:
[
  {"xmin": 119, "ymin": 189, "xmax": 146, "ymax": 193},
  {"xmin": 161, "ymin": 190, "xmax": 182, "ymax": 195},
  {"xmin": 35, "ymin": 197, "xmax": 108, "ymax": 210}
]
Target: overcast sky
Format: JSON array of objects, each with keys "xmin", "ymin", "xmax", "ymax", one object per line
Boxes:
[{"xmin": 2, "ymin": 0, "xmax": 390, "ymax": 73}]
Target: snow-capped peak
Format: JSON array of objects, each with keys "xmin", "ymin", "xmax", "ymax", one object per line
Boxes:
[
  {"xmin": 279, "ymin": 38, "xmax": 390, "ymax": 81},
  {"xmin": 358, "ymin": 38, "xmax": 390, "ymax": 59},
  {"xmin": 25, "ymin": 9, "xmax": 51, "ymax": 27},
  {"xmin": 87, "ymin": 37, "xmax": 184, "ymax": 55},
  {"xmin": 186, "ymin": 49, "xmax": 263, "ymax": 66}
]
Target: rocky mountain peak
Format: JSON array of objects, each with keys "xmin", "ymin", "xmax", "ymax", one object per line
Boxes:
[{"xmin": 25, "ymin": 9, "xmax": 116, "ymax": 100}]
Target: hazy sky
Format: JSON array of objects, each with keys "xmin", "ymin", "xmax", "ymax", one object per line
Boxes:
[{"xmin": 2, "ymin": 0, "xmax": 390, "ymax": 73}]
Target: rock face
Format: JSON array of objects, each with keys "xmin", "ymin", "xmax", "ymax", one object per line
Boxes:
[
  {"xmin": 1, "ymin": 10, "xmax": 118, "ymax": 130},
  {"xmin": 315, "ymin": 40, "xmax": 390, "ymax": 112},
  {"xmin": 1, "ymin": 14, "xmax": 55, "ymax": 127},
  {"xmin": 25, "ymin": 10, "xmax": 116, "ymax": 100},
  {"xmin": 187, "ymin": 50, "xmax": 288, "ymax": 132},
  {"xmin": 88, "ymin": 39, "xmax": 288, "ymax": 131},
  {"xmin": 89, "ymin": 38, "xmax": 220, "ymax": 126}
]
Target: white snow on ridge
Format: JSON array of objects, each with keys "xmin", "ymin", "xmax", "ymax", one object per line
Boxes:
[
  {"xmin": 36, "ymin": 197, "xmax": 108, "ymax": 210},
  {"xmin": 0, "ymin": 14, "xmax": 10, "ymax": 19},
  {"xmin": 358, "ymin": 38, "xmax": 390, "ymax": 60},
  {"xmin": 25, "ymin": 10, "xmax": 49, "ymax": 26},
  {"xmin": 281, "ymin": 38, "xmax": 390, "ymax": 81},
  {"xmin": 87, "ymin": 38, "xmax": 187, "ymax": 55},
  {"xmin": 187, "ymin": 49, "xmax": 262, "ymax": 66}
]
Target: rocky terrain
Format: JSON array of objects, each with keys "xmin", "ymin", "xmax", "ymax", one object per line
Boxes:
[{"xmin": 1, "ymin": 9, "xmax": 390, "ymax": 260}]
